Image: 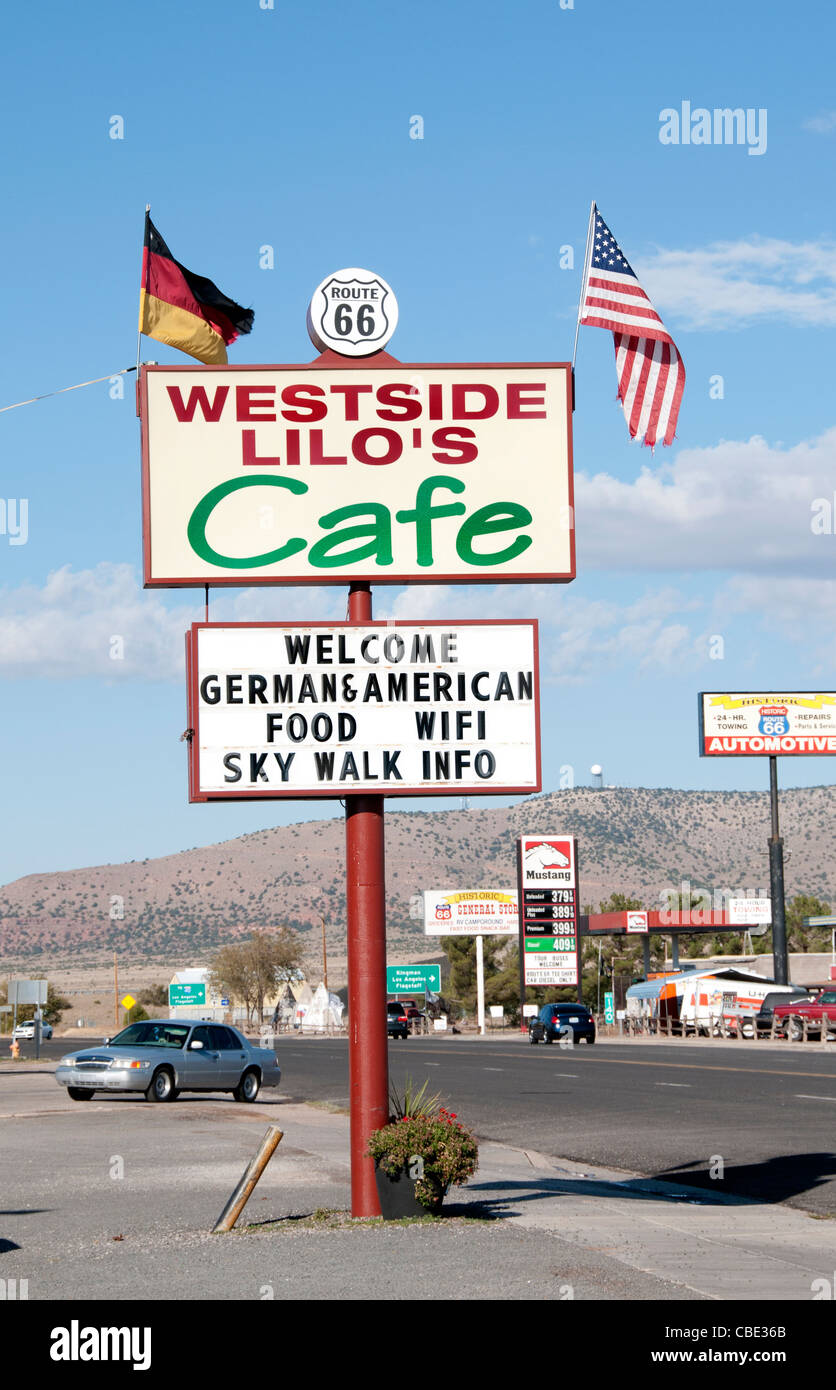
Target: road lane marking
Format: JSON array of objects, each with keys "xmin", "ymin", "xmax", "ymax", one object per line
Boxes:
[
  {"xmin": 795, "ymin": 1093, "xmax": 836, "ymax": 1102},
  {"xmin": 483, "ymin": 1067, "xmax": 504, "ymax": 1071},
  {"xmin": 655, "ymin": 1082, "xmax": 691, "ymax": 1088},
  {"xmin": 553, "ymin": 1073, "xmax": 578, "ymax": 1078}
]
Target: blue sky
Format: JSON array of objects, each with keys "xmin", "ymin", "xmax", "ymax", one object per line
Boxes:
[{"xmin": 2, "ymin": 0, "xmax": 836, "ymax": 882}]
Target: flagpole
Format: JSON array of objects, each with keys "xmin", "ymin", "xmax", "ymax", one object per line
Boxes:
[
  {"xmin": 136, "ymin": 204, "xmax": 150, "ymax": 376},
  {"xmin": 571, "ymin": 200, "xmax": 597, "ymax": 370}
]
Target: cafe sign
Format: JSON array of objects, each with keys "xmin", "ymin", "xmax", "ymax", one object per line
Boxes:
[{"xmin": 140, "ymin": 361, "xmax": 574, "ymax": 587}]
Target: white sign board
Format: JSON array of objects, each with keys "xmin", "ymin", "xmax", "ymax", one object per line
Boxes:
[
  {"xmin": 423, "ymin": 889, "xmax": 518, "ymax": 935},
  {"xmin": 187, "ymin": 621, "xmax": 540, "ymax": 799},
  {"xmin": 626, "ymin": 911, "xmax": 649, "ymax": 934},
  {"xmin": 729, "ymin": 898, "xmax": 771, "ymax": 925},
  {"xmin": 517, "ymin": 835, "xmax": 580, "ymax": 987},
  {"xmin": 306, "ymin": 267, "xmax": 398, "ymax": 356},
  {"xmin": 700, "ymin": 692, "xmax": 836, "ymax": 756},
  {"xmin": 140, "ymin": 363, "xmax": 574, "ymax": 587},
  {"xmin": 8, "ymin": 980, "xmax": 48, "ymax": 1006}
]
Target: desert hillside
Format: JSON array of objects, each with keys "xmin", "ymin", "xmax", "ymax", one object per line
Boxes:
[{"xmin": 1, "ymin": 786, "xmax": 833, "ymax": 971}]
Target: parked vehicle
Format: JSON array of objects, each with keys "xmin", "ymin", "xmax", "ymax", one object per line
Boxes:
[
  {"xmin": 529, "ymin": 1003, "xmax": 596, "ymax": 1045},
  {"xmin": 742, "ymin": 988, "xmax": 809, "ymax": 1036},
  {"xmin": 773, "ymin": 989, "xmax": 836, "ymax": 1039},
  {"xmin": 55, "ymin": 1019, "xmax": 281, "ymax": 1102},
  {"xmin": 386, "ymin": 1003, "xmax": 409, "ymax": 1040},
  {"xmin": 12, "ymin": 1019, "xmax": 53, "ymax": 1040}
]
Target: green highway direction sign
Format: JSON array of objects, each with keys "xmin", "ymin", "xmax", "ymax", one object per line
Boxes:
[
  {"xmin": 386, "ymin": 965, "xmax": 441, "ymax": 995},
  {"xmin": 524, "ymin": 936, "xmax": 577, "ymax": 952},
  {"xmin": 168, "ymin": 983, "xmax": 206, "ymax": 1007}
]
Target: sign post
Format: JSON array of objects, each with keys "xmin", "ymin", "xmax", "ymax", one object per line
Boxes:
[{"xmin": 140, "ymin": 266, "xmax": 572, "ymax": 1217}]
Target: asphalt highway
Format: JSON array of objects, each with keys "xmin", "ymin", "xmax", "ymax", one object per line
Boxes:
[
  {"xmin": 277, "ymin": 1034, "xmax": 836, "ymax": 1215},
  {"xmin": 22, "ymin": 1032, "xmax": 836, "ymax": 1214}
]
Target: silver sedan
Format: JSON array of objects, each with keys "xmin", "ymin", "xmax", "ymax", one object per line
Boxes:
[{"xmin": 55, "ymin": 1019, "xmax": 281, "ymax": 1103}]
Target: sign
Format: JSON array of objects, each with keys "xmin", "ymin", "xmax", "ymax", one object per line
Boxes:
[
  {"xmin": 729, "ymin": 898, "xmax": 771, "ymax": 926},
  {"xmin": 187, "ymin": 621, "xmax": 540, "ymax": 799},
  {"xmin": 168, "ymin": 983, "xmax": 206, "ymax": 1007},
  {"xmin": 307, "ymin": 267, "xmax": 398, "ymax": 357},
  {"xmin": 423, "ymin": 888, "xmax": 518, "ymax": 935},
  {"xmin": 516, "ymin": 836, "xmax": 580, "ymax": 986},
  {"xmin": 804, "ymin": 915, "xmax": 836, "ymax": 928},
  {"xmin": 220, "ymin": 998, "xmax": 230, "ymax": 1007},
  {"xmin": 386, "ymin": 965, "xmax": 441, "ymax": 995},
  {"xmin": 7, "ymin": 980, "xmax": 48, "ymax": 1006},
  {"xmin": 604, "ymin": 992, "xmax": 615, "ymax": 1024},
  {"xmin": 626, "ymin": 911, "xmax": 648, "ymax": 934},
  {"xmin": 120, "ymin": 994, "xmax": 136, "ymax": 1010},
  {"xmin": 140, "ymin": 362, "xmax": 574, "ymax": 587},
  {"xmin": 699, "ymin": 692, "xmax": 836, "ymax": 756}
]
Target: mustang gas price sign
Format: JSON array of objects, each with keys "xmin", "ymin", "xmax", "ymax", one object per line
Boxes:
[
  {"xmin": 699, "ymin": 691, "xmax": 836, "ymax": 756},
  {"xmin": 186, "ymin": 620, "xmax": 540, "ymax": 799},
  {"xmin": 140, "ymin": 361, "xmax": 573, "ymax": 587},
  {"xmin": 516, "ymin": 835, "xmax": 581, "ymax": 987}
]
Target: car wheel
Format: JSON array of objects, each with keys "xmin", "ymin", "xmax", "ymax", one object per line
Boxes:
[
  {"xmin": 67, "ymin": 1087, "xmax": 94, "ymax": 1101},
  {"xmin": 234, "ymin": 1069, "xmax": 261, "ymax": 1103},
  {"xmin": 529, "ymin": 1033, "xmax": 539, "ymax": 1044},
  {"xmin": 544, "ymin": 1034, "xmax": 554, "ymax": 1045},
  {"xmin": 586, "ymin": 1036, "xmax": 596, "ymax": 1045},
  {"xmin": 146, "ymin": 1067, "xmax": 176, "ymax": 1102},
  {"xmin": 788, "ymin": 1020, "xmax": 804, "ymax": 1041}
]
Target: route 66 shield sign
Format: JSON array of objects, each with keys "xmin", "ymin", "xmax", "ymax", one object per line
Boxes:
[
  {"xmin": 307, "ymin": 267, "xmax": 398, "ymax": 356},
  {"xmin": 759, "ymin": 712, "xmax": 789, "ymax": 735}
]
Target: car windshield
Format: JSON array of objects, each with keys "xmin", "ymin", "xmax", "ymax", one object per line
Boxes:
[
  {"xmin": 107, "ymin": 1023, "xmax": 190, "ymax": 1049},
  {"xmin": 819, "ymin": 992, "xmax": 836, "ymax": 1004}
]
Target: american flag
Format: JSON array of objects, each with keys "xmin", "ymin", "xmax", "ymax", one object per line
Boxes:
[{"xmin": 579, "ymin": 206, "xmax": 684, "ymax": 447}]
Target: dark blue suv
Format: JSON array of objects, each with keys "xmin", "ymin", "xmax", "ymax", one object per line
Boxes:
[{"xmin": 529, "ymin": 1003, "xmax": 596, "ymax": 1045}]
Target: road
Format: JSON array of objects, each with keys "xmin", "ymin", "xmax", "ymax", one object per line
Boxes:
[
  {"xmin": 275, "ymin": 1034, "xmax": 836, "ymax": 1215},
  {"xmin": 20, "ymin": 1032, "xmax": 836, "ymax": 1214}
]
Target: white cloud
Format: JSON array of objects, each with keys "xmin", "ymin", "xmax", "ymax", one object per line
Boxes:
[
  {"xmin": 576, "ymin": 427, "xmax": 836, "ymax": 573},
  {"xmin": 803, "ymin": 111, "xmax": 836, "ymax": 134},
  {"xmin": 0, "ymin": 564, "xmax": 193, "ymax": 680},
  {"xmin": 635, "ymin": 237, "xmax": 836, "ymax": 329}
]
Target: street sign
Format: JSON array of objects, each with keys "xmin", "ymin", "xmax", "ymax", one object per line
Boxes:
[
  {"xmin": 8, "ymin": 980, "xmax": 48, "ymax": 1006},
  {"xmin": 625, "ymin": 911, "xmax": 649, "ymax": 934},
  {"xmin": 423, "ymin": 889, "xmax": 518, "ymax": 935},
  {"xmin": 804, "ymin": 915, "xmax": 836, "ymax": 928},
  {"xmin": 140, "ymin": 361, "xmax": 574, "ymax": 587},
  {"xmin": 516, "ymin": 836, "xmax": 580, "ymax": 987},
  {"xmin": 187, "ymin": 620, "xmax": 540, "ymax": 799},
  {"xmin": 168, "ymin": 983, "xmax": 206, "ymax": 1007},
  {"xmin": 386, "ymin": 965, "xmax": 441, "ymax": 995},
  {"xmin": 699, "ymin": 692, "xmax": 836, "ymax": 756},
  {"xmin": 604, "ymin": 992, "xmax": 615, "ymax": 1024},
  {"xmin": 121, "ymin": 994, "xmax": 136, "ymax": 1010},
  {"xmin": 220, "ymin": 998, "xmax": 230, "ymax": 1007}
]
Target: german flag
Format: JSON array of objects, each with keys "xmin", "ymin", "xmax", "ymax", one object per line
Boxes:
[{"xmin": 138, "ymin": 213, "xmax": 254, "ymax": 365}]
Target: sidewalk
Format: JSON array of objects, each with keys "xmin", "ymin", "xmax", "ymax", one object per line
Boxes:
[{"xmin": 1, "ymin": 1070, "xmax": 834, "ymax": 1300}]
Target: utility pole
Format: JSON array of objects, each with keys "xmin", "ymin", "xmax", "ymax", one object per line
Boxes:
[
  {"xmin": 113, "ymin": 953, "xmax": 119, "ymax": 1029},
  {"xmin": 320, "ymin": 915, "xmax": 328, "ymax": 992},
  {"xmin": 768, "ymin": 756, "xmax": 789, "ymax": 985}
]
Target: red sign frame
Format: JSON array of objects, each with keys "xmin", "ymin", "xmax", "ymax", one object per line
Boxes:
[{"xmin": 186, "ymin": 619, "xmax": 541, "ymax": 801}]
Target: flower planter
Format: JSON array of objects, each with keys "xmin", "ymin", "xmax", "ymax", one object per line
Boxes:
[{"xmin": 373, "ymin": 1164, "xmax": 446, "ymax": 1219}]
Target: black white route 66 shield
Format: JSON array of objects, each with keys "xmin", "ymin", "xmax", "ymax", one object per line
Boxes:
[{"xmin": 307, "ymin": 266, "xmax": 398, "ymax": 356}]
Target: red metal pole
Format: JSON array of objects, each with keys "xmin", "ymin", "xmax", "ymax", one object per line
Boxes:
[{"xmin": 345, "ymin": 583, "xmax": 389, "ymax": 1216}]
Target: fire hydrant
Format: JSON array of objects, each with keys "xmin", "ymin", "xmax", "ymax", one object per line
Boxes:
[{"xmin": 10, "ymin": 1038, "xmax": 20, "ymax": 1060}]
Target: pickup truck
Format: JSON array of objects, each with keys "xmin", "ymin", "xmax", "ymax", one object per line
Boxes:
[{"xmin": 772, "ymin": 988, "xmax": 836, "ymax": 1039}]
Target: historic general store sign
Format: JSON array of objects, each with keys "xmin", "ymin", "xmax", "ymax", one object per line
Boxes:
[
  {"xmin": 140, "ymin": 361, "xmax": 573, "ymax": 586},
  {"xmin": 699, "ymin": 691, "xmax": 836, "ymax": 756},
  {"xmin": 516, "ymin": 835, "xmax": 581, "ymax": 987},
  {"xmin": 422, "ymin": 889, "xmax": 519, "ymax": 936},
  {"xmin": 186, "ymin": 620, "xmax": 540, "ymax": 799}
]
